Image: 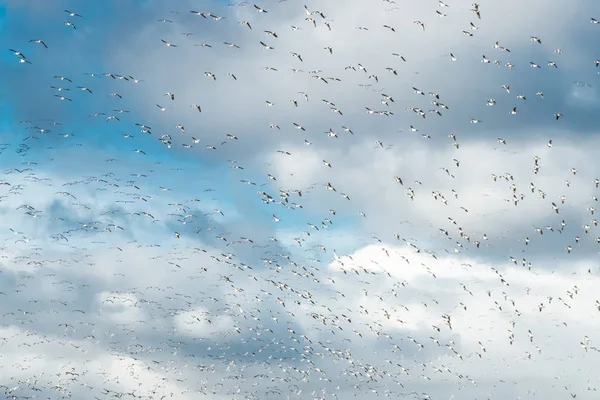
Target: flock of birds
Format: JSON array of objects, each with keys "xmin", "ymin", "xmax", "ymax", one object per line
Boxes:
[{"xmin": 2, "ymin": 1, "xmax": 600, "ymax": 399}]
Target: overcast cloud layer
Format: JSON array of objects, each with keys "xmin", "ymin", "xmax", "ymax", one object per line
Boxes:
[{"xmin": 1, "ymin": 0, "xmax": 600, "ymax": 399}]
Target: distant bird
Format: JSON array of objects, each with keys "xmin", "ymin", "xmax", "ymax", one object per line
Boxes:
[
  {"xmin": 161, "ymin": 39, "xmax": 177, "ymax": 47},
  {"xmin": 254, "ymin": 4, "xmax": 268, "ymax": 13},
  {"xmin": 531, "ymin": 36, "xmax": 542, "ymax": 44},
  {"xmin": 9, "ymin": 49, "xmax": 27, "ymax": 59},
  {"xmin": 28, "ymin": 39, "xmax": 48, "ymax": 48},
  {"xmin": 65, "ymin": 9, "xmax": 83, "ymax": 17},
  {"xmin": 239, "ymin": 21, "xmax": 252, "ymax": 29}
]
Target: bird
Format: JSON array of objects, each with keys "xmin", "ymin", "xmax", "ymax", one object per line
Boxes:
[
  {"xmin": 28, "ymin": 39, "xmax": 48, "ymax": 48},
  {"xmin": 9, "ymin": 49, "xmax": 27, "ymax": 59},
  {"xmin": 161, "ymin": 39, "xmax": 177, "ymax": 47},
  {"xmin": 254, "ymin": 4, "xmax": 268, "ymax": 13},
  {"xmin": 65, "ymin": 9, "xmax": 83, "ymax": 17}
]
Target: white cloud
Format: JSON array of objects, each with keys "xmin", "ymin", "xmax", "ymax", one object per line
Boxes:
[
  {"xmin": 2, "ymin": 0, "xmax": 600, "ymax": 398},
  {"xmin": 318, "ymin": 244, "xmax": 600, "ymax": 396}
]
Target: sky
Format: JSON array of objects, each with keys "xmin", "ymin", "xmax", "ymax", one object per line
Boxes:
[{"xmin": 1, "ymin": 0, "xmax": 600, "ymax": 399}]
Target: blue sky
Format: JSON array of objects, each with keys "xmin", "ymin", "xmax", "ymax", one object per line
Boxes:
[{"xmin": 1, "ymin": 0, "xmax": 600, "ymax": 399}]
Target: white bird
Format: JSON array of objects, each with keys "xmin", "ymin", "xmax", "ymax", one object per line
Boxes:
[
  {"xmin": 161, "ymin": 39, "xmax": 177, "ymax": 47},
  {"xmin": 29, "ymin": 39, "xmax": 48, "ymax": 48},
  {"xmin": 65, "ymin": 9, "xmax": 83, "ymax": 17},
  {"xmin": 254, "ymin": 4, "xmax": 268, "ymax": 13},
  {"xmin": 239, "ymin": 20, "xmax": 252, "ymax": 29}
]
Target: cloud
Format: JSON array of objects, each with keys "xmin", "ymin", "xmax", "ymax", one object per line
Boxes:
[{"xmin": 1, "ymin": 0, "xmax": 600, "ymax": 399}]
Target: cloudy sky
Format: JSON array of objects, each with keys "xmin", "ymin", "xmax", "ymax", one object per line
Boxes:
[{"xmin": 1, "ymin": 0, "xmax": 600, "ymax": 399}]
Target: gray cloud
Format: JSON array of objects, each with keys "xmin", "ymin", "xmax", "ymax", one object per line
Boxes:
[{"xmin": 1, "ymin": 0, "xmax": 600, "ymax": 399}]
